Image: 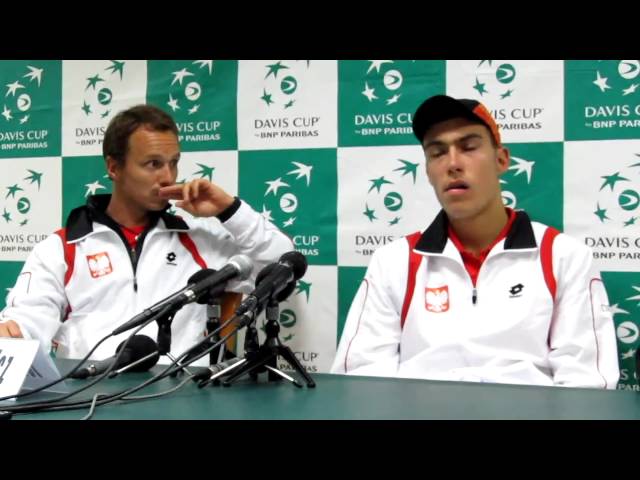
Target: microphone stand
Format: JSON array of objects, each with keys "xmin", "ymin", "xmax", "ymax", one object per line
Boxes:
[
  {"xmin": 198, "ymin": 308, "xmax": 259, "ymax": 387},
  {"xmin": 155, "ymin": 305, "xmax": 195, "ymax": 378},
  {"xmin": 168, "ymin": 284, "xmax": 229, "ymax": 378},
  {"xmin": 220, "ymin": 297, "xmax": 316, "ymax": 388}
]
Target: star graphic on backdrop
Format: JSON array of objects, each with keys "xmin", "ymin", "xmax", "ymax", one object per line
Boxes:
[
  {"xmin": 295, "ymin": 280, "xmax": 312, "ymax": 301},
  {"xmin": 363, "ymin": 204, "xmax": 377, "ymax": 222},
  {"xmin": 593, "ymin": 203, "xmax": 609, "ymax": 222},
  {"xmin": 627, "ymin": 286, "xmax": 640, "ymax": 306},
  {"xmin": 193, "ymin": 164, "xmax": 215, "ymax": 181},
  {"xmin": 85, "ymin": 74, "xmax": 104, "ymax": 91},
  {"xmin": 265, "ymin": 178, "xmax": 290, "ymax": 196},
  {"xmin": 5, "ymin": 81, "xmax": 24, "ymax": 97},
  {"xmin": 393, "ymin": 159, "xmax": 419, "ymax": 183},
  {"xmin": 260, "ymin": 205, "xmax": 273, "ymax": 222},
  {"xmin": 286, "ymin": 162, "xmax": 312, "ymax": 186},
  {"xmin": 368, "ymin": 176, "xmax": 393, "ymax": 193},
  {"xmin": 599, "ymin": 172, "xmax": 629, "ymax": 191},
  {"xmin": 84, "ymin": 181, "xmax": 106, "ymax": 197},
  {"xmin": 24, "ymin": 170, "xmax": 43, "ymax": 190},
  {"xmin": 193, "ymin": 60, "xmax": 214, "ymax": 75},
  {"xmin": 386, "ymin": 94, "xmax": 401, "ymax": 105},
  {"xmin": 265, "ymin": 61, "xmax": 289, "ymax": 79},
  {"xmin": 24, "ymin": 66, "xmax": 44, "ymax": 86},
  {"xmin": 593, "ymin": 71, "xmax": 611, "ymax": 92},
  {"xmin": 167, "ymin": 94, "xmax": 180, "ymax": 112},
  {"xmin": 473, "ymin": 77, "xmax": 488, "ymax": 95},
  {"xmin": 5, "ymin": 184, "xmax": 23, "ymax": 199},
  {"xmin": 366, "ymin": 60, "xmax": 393, "ymax": 74},
  {"xmin": 362, "ymin": 82, "xmax": 377, "ymax": 102},
  {"xmin": 260, "ymin": 89, "xmax": 274, "ymax": 106},
  {"xmin": 105, "ymin": 60, "xmax": 125, "ymax": 79},
  {"xmin": 508, "ymin": 157, "xmax": 535, "ymax": 184},
  {"xmin": 171, "ymin": 68, "xmax": 194, "ymax": 86},
  {"xmin": 2, "ymin": 105, "xmax": 12, "ymax": 121}
]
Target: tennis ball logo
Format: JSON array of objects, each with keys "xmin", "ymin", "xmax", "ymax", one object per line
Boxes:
[
  {"xmin": 617, "ymin": 321, "xmax": 639, "ymax": 344},
  {"xmin": 496, "ymin": 63, "xmax": 516, "ymax": 84},
  {"xmin": 383, "ymin": 70, "xmax": 403, "ymax": 90},
  {"xmin": 281, "ymin": 76, "xmax": 298, "ymax": 95},
  {"xmin": 279, "ymin": 309, "xmax": 297, "ymax": 328},
  {"xmin": 16, "ymin": 197, "xmax": 31, "ymax": 214},
  {"xmin": 618, "ymin": 60, "xmax": 640, "ymax": 80},
  {"xmin": 618, "ymin": 189, "xmax": 640, "ymax": 211},
  {"xmin": 383, "ymin": 192, "xmax": 403, "ymax": 212}
]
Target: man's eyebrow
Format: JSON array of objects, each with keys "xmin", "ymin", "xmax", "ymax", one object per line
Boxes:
[{"xmin": 423, "ymin": 133, "xmax": 483, "ymax": 149}]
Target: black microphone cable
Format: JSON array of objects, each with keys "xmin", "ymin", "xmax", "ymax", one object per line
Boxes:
[
  {"xmin": 6, "ymin": 310, "xmax": 244, "ymax": 416},
  {"xmin": 1, "ymin": 304, "xmax": 171, "ymax": 413},
  {"xmin": 0, "ymin": 330, "xmax": 113, "ymax": 403}
]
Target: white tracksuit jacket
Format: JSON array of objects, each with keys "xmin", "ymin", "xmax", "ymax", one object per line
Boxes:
[
  {"xmin": 331, "ymin": 210, "xmax": 620, "ymax": 388},
  {"xmin": 1, "ymin": 194, "xmax": 293, "ymax": 364}
]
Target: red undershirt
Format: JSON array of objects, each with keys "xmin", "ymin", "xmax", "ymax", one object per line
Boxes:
[
  {"xmin": 119, "ymin": 224, "xmax": 146, "ymax": 250},
  {"xmin": 447, "ymin": 208, "xmax": 516, "ymax": 287}
]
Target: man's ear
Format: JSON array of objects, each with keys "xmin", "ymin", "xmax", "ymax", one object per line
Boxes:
[
  {"xmin": 496, "ymin": 146, "xmax": 510, "ymax": 175},
  {"xmin": 105, "ymin": 156, "xmax": 119, "ymax": 181}
]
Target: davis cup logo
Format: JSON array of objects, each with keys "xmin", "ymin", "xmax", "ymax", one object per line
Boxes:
[
  {"xmin": 362, "ymin": 158, "xmax": 419, "ymax": 227},
  {"xmin": 472, "ymin": 60, "xmax": 519, "ymax": 100},
  {"xmin": 2, "ymin": 65, "xmax": 44, "ymax": 125},
  {"xmin": 361, "ymin": 60, "xmax": 406, "ymax": 106},
  {"xmin": 81, "ymin": 61, "xmax": 126, "ymax": 119},
  {"xmin": 165, "ymin": 60, "xmax": 213, "ymax": 116},
  {"xmin": 259, "ymin": 61, "xmax": 310, "ymax": 109},
  {"xmin": 593, "ymin": 156, "xmax": 640, "ymax": 229},
  {"xmin": 260, "ymin": 161, "xmax": 312, "ymax": 229},
  {"xmin": 500, "ymin": 156, "xmax": 535, "ymax": 209},
  {"xmin": 592, "ymin": 60, "xmax": 640, "ymax": 96},
  {"xmin": 2, "ymin": 169, "xmax": 43, "ymax": 227}
]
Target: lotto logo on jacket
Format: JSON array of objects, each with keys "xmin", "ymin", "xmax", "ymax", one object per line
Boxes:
[
  {"xmin": 86, "ymin": 252, "xmax": 113, "ymax": 278},
  {"xmin": 425, "ymin": 286, "xmax": 449, "ymax": 313}
]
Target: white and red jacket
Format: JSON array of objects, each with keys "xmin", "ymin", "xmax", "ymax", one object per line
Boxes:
[
  {"xmin": 331, "ymin": 210, "xmax": 620, "ymax": 388},
  {"xmin": 1, "ymin": 194, "xmax": 293, "ymax": 364}
]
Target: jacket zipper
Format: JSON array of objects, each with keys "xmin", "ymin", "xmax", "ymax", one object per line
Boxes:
[{"xmin": 129, "ymin": 247, "xmax": 138, "ymax": 292}]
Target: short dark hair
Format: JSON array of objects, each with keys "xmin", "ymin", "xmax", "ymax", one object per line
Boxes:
[{"xmin": 102, "ymin": 104, "xmax": 179, "ymax": 165}]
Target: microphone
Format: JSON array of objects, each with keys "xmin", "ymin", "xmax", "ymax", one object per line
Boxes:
[
  {"xmin": 193, "ymin": 357, "xmax": 245, "ymax": 384},
  {"xmin": 112, "ymin": 254, "xmax": 253, "ymax": 336},
  {"xmin": 70, "ymin": 335, "xmax": 160, "ymax": 379},
  {"xmin": 235, "ymin": 251, "xmax": 307, "ymax": 318}
]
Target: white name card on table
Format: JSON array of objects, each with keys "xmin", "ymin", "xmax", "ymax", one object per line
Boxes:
[{"xmin": 0, "ymin": 338, "xmax": 69, "ymax": 400}]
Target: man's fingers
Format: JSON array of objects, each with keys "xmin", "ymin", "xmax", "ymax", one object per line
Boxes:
[
  {"xmin": 158, "ymin": 185, "xmax": 184, "ymax": 199},
  {"xmin": 178, "ymin": 182, "xmax": 187, "ymax": 203},
  {"xmin": 193, "ymin": 179, "xmax": 201, "ymax": 200},
  {"xmin": 7, "ymin": 321, "xmax": 23, "ymax": 338},
  {"xmin": 0, "ymin": 320, "xmax": 23, "ymax": 338}
]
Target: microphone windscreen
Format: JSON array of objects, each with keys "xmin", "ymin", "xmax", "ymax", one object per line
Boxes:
[
  {"xmin": 256, "ymin": 263, "xmax": 297, "ymax": 302},
  {"xmin": 115, "ymin": 335, "xmax": 160, "ymax": 372},
  {"xmin": 280, "ymin": 251, "xmax": 307, "ymax": 280}
]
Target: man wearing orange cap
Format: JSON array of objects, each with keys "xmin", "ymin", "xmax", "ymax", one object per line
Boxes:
[{"xmin": 332, "ymin": 95, "xmax": 619, "ymax": 388}]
